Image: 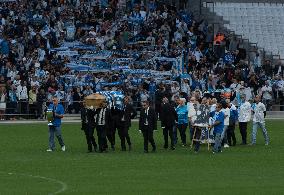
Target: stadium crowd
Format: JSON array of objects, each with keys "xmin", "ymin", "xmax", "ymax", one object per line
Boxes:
[{"xmin": 0, "ymin": 0, "xmax": 284, "ymax": 122}]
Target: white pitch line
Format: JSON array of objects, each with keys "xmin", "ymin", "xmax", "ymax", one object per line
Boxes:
[{"xmin": 0, "ymin": 171, "xmax": 67, "ymax": 195}]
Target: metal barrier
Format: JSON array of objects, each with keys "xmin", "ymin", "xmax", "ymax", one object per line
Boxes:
[
  {"xmin": 0, "ymin": 100, "xmax": 144, "ymax": 120},
  {"xmin": 0, "ymin": 99, "xmax": 284, "ymax": 121}
]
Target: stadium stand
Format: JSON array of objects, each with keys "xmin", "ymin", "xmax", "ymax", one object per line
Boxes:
[
  {"xmin": 0, "ymin": 0, "xmax": 284, "ymax": 121},
  {"xmin": 207, "ymin": 2, "xmax": 284, "ymax": 59}
]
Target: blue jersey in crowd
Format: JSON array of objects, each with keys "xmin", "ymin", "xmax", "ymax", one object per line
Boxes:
[
  {"xmin": 48, "ymin": 103, "xmax": 64, "ymax": 127},
  {"xmin": 176, "ymin": 105, "xmax": 188, "ymax": 124},
  {"xmin": 211, "ymin": 111, "xmax": 225, "ymax": 134},
  {"xmin": 229, "ymin": 106, "xmax": 238, "ymax": 124}
]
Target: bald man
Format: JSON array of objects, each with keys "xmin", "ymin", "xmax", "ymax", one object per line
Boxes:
[{"xmin": 47, "ymin": 96, "xmax": 66, "ymax": 152}]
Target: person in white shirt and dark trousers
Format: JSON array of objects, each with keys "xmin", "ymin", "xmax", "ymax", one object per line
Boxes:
[
  {"xmin": 227, "ymin": 100, "xmax": 238, "ymax": 146},
  {"xmin": 221, "ymin": 100, "xmax": 230, "ymax": 148},
  {"xmin": 238, "ymin": 95, "xmax": 251, "ymax": 145},
  {"xmin": 16, "ymin": 81, "xmax": 28, "ymax": 115},
  {"xmin": 250, "ymin": 95, "xmax": 269, "ymax": 145}
]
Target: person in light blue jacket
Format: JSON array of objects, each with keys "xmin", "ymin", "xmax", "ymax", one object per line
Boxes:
[{"xmin": 175, "ymin": 98, "xmax": 188, "ymax": 146}]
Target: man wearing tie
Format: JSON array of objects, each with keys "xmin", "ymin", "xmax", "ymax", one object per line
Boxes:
[
  {"xmin": 139, "ymin": 100, "xmax": 157, "ymax": 153},
  {"xmin": 95, "ymin": 101, "xmax": 111, "ymax": 153},
  {"xmin": 47, "ymin": 96, "xmax": 66, "ymax": 152},
  {"xmin": 118, "ymin": 96, "xmax": 137, "ymax": 151}
]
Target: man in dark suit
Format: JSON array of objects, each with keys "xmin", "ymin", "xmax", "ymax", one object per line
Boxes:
[
  {"xmin": 81, "ymin": 105, "xmax": 97, "ymax": 153},
  {"xmin": 118, "ymin": 96, "xmax": 137, "ymax": 151},
  {"xmin": 95, "ymin": 101, "xmax": 111, "ymax": 153},
  {"xmin": 108, "ymin": 98, "xmax": 121, "ymax": 151},
  {"xmin": 160, "ymin": 97, "xmax": 178, "ymax": 150},
  {"xmin": 139, "ymin": 100, "xmax": 157, "ymax": 153}
]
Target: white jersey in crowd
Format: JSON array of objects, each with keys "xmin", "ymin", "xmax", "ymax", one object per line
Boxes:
[
  {"xmin": 222, "ymin": 107, "xmax": 230, "ymax": 126},
  {"xmin": 210, "ymin": 104, "xmax": 216, "ymax": 112},
  {"xmin": 16, "ymin": 85, "xmax": 28, "ymax": 100},
  {"xmin": 252, "ymin": 102, "xmax": 266, "ymax": 123},
  {"xmin": 261, "ymin": 85, "xmax": 273, "ymax": 100},
  {"xmin": 187, "ymin": 102, "xmax": 196, "ymax": 123},
  {"xmin": 238, "ymin": 101, "xmax": 251, "ymax": 122}
]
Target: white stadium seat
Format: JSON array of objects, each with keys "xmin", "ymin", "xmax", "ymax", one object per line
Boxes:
[{"xmin": 209, "ymin": 2, "xmax": 284, "ymax": 58}]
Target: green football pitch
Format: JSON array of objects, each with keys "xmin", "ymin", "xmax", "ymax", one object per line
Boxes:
[{"xmin": 0, "ymin": 120, "xmax": 283, "ymax": 195}]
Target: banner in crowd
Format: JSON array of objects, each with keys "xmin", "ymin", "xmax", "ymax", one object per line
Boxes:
[
  {"xmin": 96, "ymin": 91, "xmax": 124, "ymax": 110},
  {"xmin": 57, "ymin": 50, "xmax": 79, "ymax": 57}
]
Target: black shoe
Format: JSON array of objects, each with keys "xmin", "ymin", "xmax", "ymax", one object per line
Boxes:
[
  {"xmin": 163, "ymin": 145, "xmax": 168, "ymax": 149},
  {"xmin": 240, "ymin": 143, "xmax": 247, "ymax": 145},
  {"xmin": 171, "ymin": 146, "xmax": 175, "ymax": 150}
]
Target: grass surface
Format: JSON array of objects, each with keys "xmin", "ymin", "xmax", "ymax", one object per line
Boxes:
[{"xmin": 0, "ymin": 120, "xmax": 283, "ymax": 195}]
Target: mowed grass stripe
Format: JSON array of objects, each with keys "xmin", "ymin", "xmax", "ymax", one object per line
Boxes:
[{"xmin": 0, "ymin": 120, "xmax": 283, "ymax": 194}]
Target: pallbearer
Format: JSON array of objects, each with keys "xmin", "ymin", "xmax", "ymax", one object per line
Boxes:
[
  {"xmin": 95, "ymin": 100, "xmax": 111, "ymax": 152},
  {"xmin": 81, "ymin": 103, "xmax": 97, "ymax": 153}
]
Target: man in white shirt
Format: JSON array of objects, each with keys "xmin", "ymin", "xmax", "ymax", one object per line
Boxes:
[
  {"xmin": 238, "ymin": 94, "xmax": 251, "ymax": 145},
  {"xmin": 229, "ymin": 78, "xmax": 240, "ymax": 92},
  {"xmin": 221, "ymin": 101, "xmax": 230, "ymax": 148},
  {"xmin": 250, "ymin": 95, "xmax": 269, "ymax": 145},
  {"xmin": 16, "ymin": 81, "xmax": 28, "ymax": 114},
  {"xmin": 261, "ymin": 81, "xmax": 273, "ymax": 111}
]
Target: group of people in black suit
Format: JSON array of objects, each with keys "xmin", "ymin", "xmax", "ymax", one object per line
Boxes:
[
  {"xmin": 81, "ymin": 95, "xmax": 181, "ymax": 153},
  {"xmin": 81, "ymin": 96, "xmax": 137, "ymax": 153}
]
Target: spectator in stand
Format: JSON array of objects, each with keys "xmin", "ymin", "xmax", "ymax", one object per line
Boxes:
[
  {"xmin": 36, "ymin": 88, "xmax": 47, "ymax": 119},
  {"xmin": 28, "ymin": 86, "xmax": 38, "ymax": 118},
  {"xmin": 7, "ymin": 85, "xmax": 17, "ymax": 120},
  {"xmin": 16, "ymin": 80, "xmax": 28, "ymax": 115},
  {"xmin": 0, "ymin": 87, "xmax": 7, "ymax": 120},
  {"xmin": 261, "ymin": 81, "xmax": 273, "ymax": 111}
]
